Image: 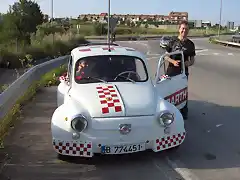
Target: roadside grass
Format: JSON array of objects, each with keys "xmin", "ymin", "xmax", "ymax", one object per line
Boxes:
[
  {"xmin": 0, "ymin": 64, "xmax": 67, "ymax": 148},
  {"xmin": 81, "ymin": 24, "xmax": 231, "ymax": 36},
  {"xmin": 0, "ymin": 34, "xmax": 87, "ymax": 69}
]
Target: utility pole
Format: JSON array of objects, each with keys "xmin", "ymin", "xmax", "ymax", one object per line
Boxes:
[
  {"xmin": 51, "ymin": 0, "xmax": 54, "ymax": 44},
  {"xmin": 217, "ymin": 0, "xmax": 222, "ymax": 37},
  {"xmin": 107, "ymin": 0, "xmax": 110, "ymax": 46}
]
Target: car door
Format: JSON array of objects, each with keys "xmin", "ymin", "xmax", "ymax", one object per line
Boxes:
[
  {"xmin": 57, "ymin": 55, "xmax": 72, "ymax": 106},
  {"xmin": 154, "ymin": 50, "xmax": 188, "ymax": 110}
]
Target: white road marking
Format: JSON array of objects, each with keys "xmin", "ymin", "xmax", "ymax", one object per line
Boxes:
[
  {"xmin": 147, "ymin": 57, "xmax": 159, "ymax": 60},
  {"xmin": 196, "ymin": 49, "xmax": 208, "ymax": 53},
  {"xmin": 196, "ymin": 54, "xmax": 208, "ymax": 56},
  {"xmin": 165, "ymin": 157, "xmax": 200, "ymax": 180},
  {"xmin": 213, "ymin": 53, "xmax": 219, "ymax": 55},
  {"xmin": 228, "ymin": 53, "xmax": 234, "ymax": 56}
]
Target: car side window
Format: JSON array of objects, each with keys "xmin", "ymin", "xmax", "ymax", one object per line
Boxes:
[{"xmin": 158, "ymin": 52, "xmax": 184, "ymax": 78}]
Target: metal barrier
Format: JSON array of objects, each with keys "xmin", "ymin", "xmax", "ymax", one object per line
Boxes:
[
  {"xmin": 212, "ymin": 38, "xmax": 240, "ymax": 47},
  {"xmin": 86, "ymin": 33, "xmax": 234, "ymax": 41},
  {"xmin": 0, "ymin": 55, "xmax": 69, "ymax": 120},
  {"xmin": 232, "ymin": 35, "xmax": 240, "ymax": 43}
]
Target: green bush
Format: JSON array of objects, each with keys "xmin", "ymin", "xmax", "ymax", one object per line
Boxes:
[
  {"xmin": 93, "ymin": 23, "xmax": 107, "ymax": 35},
  {"xmin": 0, "ymin": 35, "xmax": 88, "ymax": 69},
  {"xmin": 115, "ymin": 27, "xmax": 133, "ymax": 35}
]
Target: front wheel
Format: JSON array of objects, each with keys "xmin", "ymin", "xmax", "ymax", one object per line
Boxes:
[
  {"xmin": 57, "ymin": 153, "xmax": 70, "ymax": 161},
  {"xmin": 166, "ymin": 145, "xmax": 180, "ymax": 154}
]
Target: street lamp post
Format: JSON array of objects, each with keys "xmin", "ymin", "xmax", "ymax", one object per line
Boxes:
[
  {"xmin": 217, "ymin": 0, "xmax": 222, "ymax": 37},
  {"xmin": 51, "ymin": 0, "xmax": 54, "ymax": 44},
  {"xmin": 107, "ymin": 0, "xmax": 110, "ymax": 44}
]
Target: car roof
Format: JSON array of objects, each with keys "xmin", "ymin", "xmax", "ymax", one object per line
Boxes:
[
  {"xmin": 71, "ymin": 43, "xmax": 146, "ymax": 63},
  {"xmin": 161, "ymin": 36, "xmax": 171, "ymax": 39}
]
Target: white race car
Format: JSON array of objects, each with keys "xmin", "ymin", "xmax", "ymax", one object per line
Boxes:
[{"xmin": 51, "ymin": 42, "xmax": 187, "ymax": 158}]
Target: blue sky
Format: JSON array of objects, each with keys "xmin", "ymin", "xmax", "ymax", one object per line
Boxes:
[{"xmin": 1, "ymin": 0, "xmax": 240, "ymax": 25}]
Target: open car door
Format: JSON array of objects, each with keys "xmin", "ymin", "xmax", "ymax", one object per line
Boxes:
[
  {"xmin": 57, "ymin": 55, "xmax": 72, "ymax": 106},
  {"xmin": 154, "ymin": 50, "xmax": 188, "ymax": 110}
]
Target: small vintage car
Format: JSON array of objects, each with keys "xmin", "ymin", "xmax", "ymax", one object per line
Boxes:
[
  {"xmin": 51, "ymin": 42, "xmax": 187, "ymax": 158},
  {"xmin": 159, "ymin": 36, "xmax": 172, "ymax": 48}
]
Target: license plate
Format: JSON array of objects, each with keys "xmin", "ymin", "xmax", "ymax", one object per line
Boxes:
[{"xmin": 101, "ymin": 143, "xmax": 145, "ymax": 154}]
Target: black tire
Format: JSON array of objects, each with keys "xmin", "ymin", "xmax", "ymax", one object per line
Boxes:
[
  {"xmin": 57, "ymin": 153, "xmax": 69, "ymax": 161},
  {"xmin": 167, "ymin": 145, "xmax": 180, "ymax": 153}
]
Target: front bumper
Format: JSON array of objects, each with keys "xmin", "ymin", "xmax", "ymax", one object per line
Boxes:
[{"xmin": 52, "ymin": 131, "xmax": 186, "ymax": 157}]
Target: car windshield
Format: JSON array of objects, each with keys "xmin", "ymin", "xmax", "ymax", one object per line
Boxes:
[{"xmin": 74, "ymin": 55, "xmax": 148, "ymax": 84}]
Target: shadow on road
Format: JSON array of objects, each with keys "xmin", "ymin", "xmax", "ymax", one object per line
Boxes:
[{"xmin": 166, "ymin": 99, "xmax": 240, "ymax": 171}]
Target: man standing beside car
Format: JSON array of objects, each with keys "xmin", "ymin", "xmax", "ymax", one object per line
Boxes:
[{"xmin": 164, "ymin": 20, "xmax": 196, "ymax": 120}]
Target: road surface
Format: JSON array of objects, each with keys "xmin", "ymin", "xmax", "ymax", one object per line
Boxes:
[{"xmin": 1, "ymin": 38, "xmax": 240, "ymax": 180}]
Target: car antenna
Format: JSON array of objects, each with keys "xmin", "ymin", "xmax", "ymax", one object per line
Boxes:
[{"xmin": 107, "ymin": 0, "xmax": 111, "ymax": 52}]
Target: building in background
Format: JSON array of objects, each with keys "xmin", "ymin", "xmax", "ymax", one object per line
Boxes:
[
  {"xmin": 202, "ymin": 21, "xmax": 211, "ymax": 27},
  {"xmin": 188, "ymin": 20, "xmax": 202, "ymax": 28},
  {"xmin": 188, "ymin": 20, "xmax": 211, "ymax": 28},
  {"xmin": 168, "ymin": 11, "xmax": 188, "ymax": 23},
  {"xmin": 78, "ymin": 11, "xmax": 188, "ymax": 24},
  {"xmin": 226, "ymin": 21, "xmax": 234, "ymax": 29}
]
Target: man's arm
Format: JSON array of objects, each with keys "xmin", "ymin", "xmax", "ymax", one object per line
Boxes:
[
  {"xmin": 164, "ymin": 38, "xmax": 180, "ymax": 65},
  {"xmin": 164, "ymin": 55, "xmax": 177, "ymax": 64},
  {"xmin": 185, "ymin": 41, "xmax": 196, "ymax": 67}
]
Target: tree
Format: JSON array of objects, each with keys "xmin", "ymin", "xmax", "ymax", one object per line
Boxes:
[
  {"xmin": 130, "ymin": 21, "xmax": 135, "ymax": 27},
  {"xmin": 126, "ymin": 20, "xmax": 131, "ymax": 26},
  {"xmin": 136, "ymin": 21, "xmax": 141, "ymax": 27},
  {"xmin": 1, "ymin": 0, "xmax": 44, "ymax": 46},
  {"xmin": 93, "ymin": 23, "xmax": 107, "ymax": 35}
]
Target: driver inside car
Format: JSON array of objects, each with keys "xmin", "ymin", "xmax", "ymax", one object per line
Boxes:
[{"xmin": 76, "ymin": 60, "xmax": 88, "ymax": 80}]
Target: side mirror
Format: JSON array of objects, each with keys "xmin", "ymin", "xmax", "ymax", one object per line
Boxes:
[{"xmin": 59, "ymin": 72, "xmax": 69, "ymax": 84}]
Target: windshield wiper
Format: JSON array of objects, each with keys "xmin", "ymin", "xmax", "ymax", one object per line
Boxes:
[{"xmin": 80, "ymin": 76, "xmax": 107, "ymax": 83}]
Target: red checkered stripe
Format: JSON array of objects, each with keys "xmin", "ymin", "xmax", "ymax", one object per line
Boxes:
[
  {"xmin": 53, "ymin": 140, "xmax": 93, "ymax": 157},
  {"xmin": 59, "ymin": 75, "xmax": 69, "ymax": 81},
  {"xmin": 154, "ymin": 132, "xmax": 186, "ymax": 151},
  {"xmin": 160, "ymin": 74, "xmax": 169, "ymax": 80},
  {"xmin": 96, "ymin": 85, "xmax": 123, "ymax": 114},
  {"xmin": 164, "ymin": 87, "xmax": 188, "ymax": 106}
]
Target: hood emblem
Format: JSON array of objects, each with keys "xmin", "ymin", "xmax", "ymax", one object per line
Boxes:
[
  {"xmin": 106, "ymin": 97, "xmax": 112, "ymax": 101},
  {"xmin": 119, "ymin": 124, "xmax": 131, "ymax": 135}
]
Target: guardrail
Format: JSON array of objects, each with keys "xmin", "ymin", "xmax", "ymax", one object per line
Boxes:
[
  {"xmin": 211, "ymin": 38, "xmax": 240, "ymax": 47},
  {"xmin": 0, "ymin": 55, "xmax": 69, "ymax": 120},
  {"xmin": 86, "ymin": 33, "xmax": 234, "ymax": 41}
]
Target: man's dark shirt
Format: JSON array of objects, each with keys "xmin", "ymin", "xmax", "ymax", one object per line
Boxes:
[{"xmin": 165, "ymin": 36, "xmax": 196, "ymax": 76}]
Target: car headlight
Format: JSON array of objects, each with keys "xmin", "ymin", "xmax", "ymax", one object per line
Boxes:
[
  {"xmin": 71, "ymin": 115, "xmax": 88, "ymax": 132},
  {"xmin": 158, "ymin": 111, "xmax": 174, "ymax": 126}
]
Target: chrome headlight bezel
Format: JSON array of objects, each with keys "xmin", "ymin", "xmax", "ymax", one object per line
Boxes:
[
  {"xmin": 71, "ymin": 114, "xmax": 88, "ymax": 132},
  {"xmin": 158, "ymin": 110, "xmax": 174, "ymax": 126}
]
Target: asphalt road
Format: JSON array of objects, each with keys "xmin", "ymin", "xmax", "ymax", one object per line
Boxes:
[
  {"xmin": 1, "ymin": 38, "xmax": 240, "ymax": 180},
  {"xmin": 119, "ymin": 38, "xmax": 240, "ymax": 180}
]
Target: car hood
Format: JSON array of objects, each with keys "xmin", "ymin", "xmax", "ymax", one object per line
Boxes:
[{"xmin": 70, "ymin": 83, "xmax": 156, "ymax": 118}]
